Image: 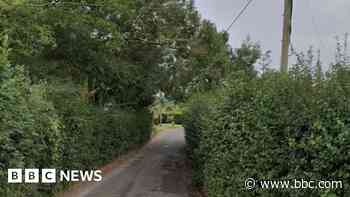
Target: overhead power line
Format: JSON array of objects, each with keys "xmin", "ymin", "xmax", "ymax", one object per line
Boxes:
[
  {"xmin": 26, "ymin": 1, "xmax": 106, "ymax": 7},
  {"xmin": 225, "ymin": 0, "xmax": 254, "ymax": 32}
]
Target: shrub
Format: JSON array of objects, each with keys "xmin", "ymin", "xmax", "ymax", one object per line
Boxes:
[
  {"xmin": 184, "ymin": 69, "xmax": 350, "ymax": 197},
  {"xmin": 0, "ymin": 59, "xmax": 34, "ymax": 197},
  {"xmin": 0, "ymin": 43, "xmax": 63, "ymax": 195},
  {"xmin": 46, "ymin": 81, "xmax": 153, "ymax": 170},
  {"xmin": 0, "ymin": 37, "xmax": 60, "ymax": 197},
  {"xmin": 0, "ymin": 54, "xmax": 153, "ymax": 196},
  {"xmin": 183, "ymin": 91, "xmax": 221, "ymax": 186},
  {"xmin": 91, "ymin": 107, "xmax": 152, "ymax": 165}
]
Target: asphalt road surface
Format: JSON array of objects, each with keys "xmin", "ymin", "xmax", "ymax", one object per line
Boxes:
[{"xmin": 66, "ymin": 128, "xmax": 189, "ymax": 197}]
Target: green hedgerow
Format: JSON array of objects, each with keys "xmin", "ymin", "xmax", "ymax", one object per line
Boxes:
[{"xmin": 184, "ymin": 68, "xmax": 350, "ymax": 197}]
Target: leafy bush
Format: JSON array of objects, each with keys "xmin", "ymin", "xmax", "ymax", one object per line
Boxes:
[
  {"xmin": 0, "ymin": 48, "xmax": 153, "ymax": 196},
  {"xmin": 46, "ymin": 81, "xmax": 153, "ymax": 179},
  {"xmin": 0, "ymin": 78, "xmax": 153, "ymax": 196},
  {"xmin": 0, "ymin": 36, "xmax": 63, "ymax": 196},
  {"xmin": 184, "ymin": 68, "xmax": 350, "ymax": 197},
  {"xmin": 0, "ymin": 43, "xmax": 33, "ymax": 196},
  {"xmin": 0, "ymin": 29, "xmax": 154, "ymax": 195},
  {"xmin": 183, "ymin": 92, "xmax": 221, "ymax": 186},
  {"xmin": 91, "ymin": 107, "xmax": 152, "ymax": 166}
]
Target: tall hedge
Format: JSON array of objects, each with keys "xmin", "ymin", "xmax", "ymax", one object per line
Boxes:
[
  {"xmin": 45, "ymin": 82, "xmax": 153, "ymax": 193},
  {"xmin": 184, "ymin": 68, "xmax": 350, "ymax": 197},
  {"xmin": 0, "ymin": 79, "xmax": 153, "ymax": 196},
  {"xmin": 183, "ymin": 92, "xmax": 220, "ymax": 186},
  {"xmin": 0, "ymin": 37, "xmax": 62, "ymax": 196},
  {"xmin": 0, "ymin": 45, "xmax": 153, "ymax": 196}
]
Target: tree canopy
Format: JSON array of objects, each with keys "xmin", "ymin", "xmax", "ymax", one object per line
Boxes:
[{"xmin": 1, "ymin": 0, "xmax": 260, "ymax": 104}]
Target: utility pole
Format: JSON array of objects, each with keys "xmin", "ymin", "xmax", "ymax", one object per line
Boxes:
[{"xmin": 280, "ymin": 0, "xmax": 293, "ymax": 73}]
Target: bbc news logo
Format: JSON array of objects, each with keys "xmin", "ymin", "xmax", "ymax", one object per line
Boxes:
[{"xmin": 8, "ymin": 169, "xmax": 102, "ymax": 183}]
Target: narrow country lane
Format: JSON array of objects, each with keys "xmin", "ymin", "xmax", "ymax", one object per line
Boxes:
[{"xmin": 64, "ymin": 128, "xmax": 189, "ymax": 197}]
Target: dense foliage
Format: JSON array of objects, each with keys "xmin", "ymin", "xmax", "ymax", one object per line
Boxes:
[
  {"xmin": 4, "ymin": 0, "xmax": 347, "ymax": 197},
  {"xmin": 184, "ymin": 47, "xmax": 350, "ymax": 197},
  {"xmin": 0, "ymin": 33, "xmax": 153, "ymax": 197},
  {"xmin": 0, "ymin": 0, "xmax": 239, "ymax": 196}
]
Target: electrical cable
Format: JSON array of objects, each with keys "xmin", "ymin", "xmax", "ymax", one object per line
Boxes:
[{"xmin": 225, "ymin": 0, "xmax": 254, "ymax": 32}]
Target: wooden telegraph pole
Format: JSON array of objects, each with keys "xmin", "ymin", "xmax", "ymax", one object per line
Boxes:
[{"xmin": 280, "ymin": 0, "xmax": 293, "ymax": 72}]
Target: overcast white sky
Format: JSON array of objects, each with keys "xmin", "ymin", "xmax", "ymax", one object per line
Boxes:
[{"xmin": 195, "ymin": 0, "xmax": 350, "ymax": 69}]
